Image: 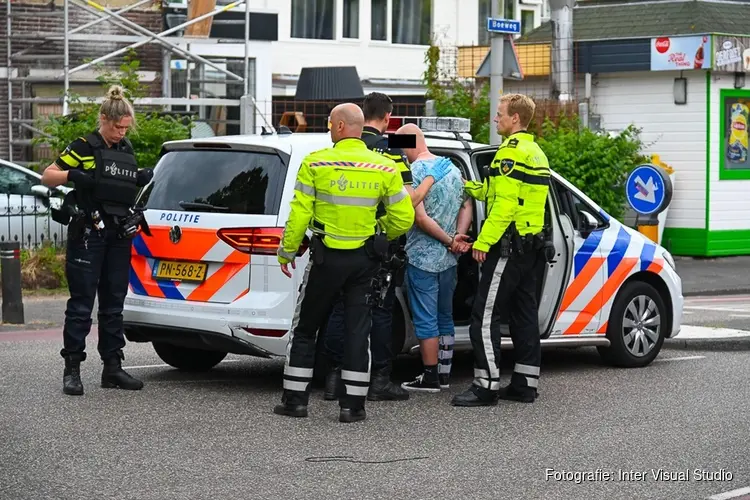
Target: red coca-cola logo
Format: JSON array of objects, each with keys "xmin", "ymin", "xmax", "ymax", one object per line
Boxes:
[{"xmin": 655, "ymin": 38, "xmax": 671, "ymax": 53}]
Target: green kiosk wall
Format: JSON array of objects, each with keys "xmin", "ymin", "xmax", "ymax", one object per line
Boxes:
[{"xmin": 663, "ymin": 74, "xmax": 750, "ymax": 257}]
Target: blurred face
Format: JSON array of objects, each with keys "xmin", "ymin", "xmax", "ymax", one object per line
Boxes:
[
  {"xmin": 493, "ymin": 101, "xmax": 516, "ymax": 136},
  {"xmin": 100, "ymin": 115, "xmax": 132, "ymax": 145}
]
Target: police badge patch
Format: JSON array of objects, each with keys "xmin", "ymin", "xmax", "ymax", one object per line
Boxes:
[{"xmin": 500, "ymin": 159, "xmax": 515, "ymax": 175}]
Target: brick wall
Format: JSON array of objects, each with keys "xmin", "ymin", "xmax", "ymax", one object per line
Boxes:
[{"xmin": 0, "ymin": 1, "xmax": 164, "ymax": 163}]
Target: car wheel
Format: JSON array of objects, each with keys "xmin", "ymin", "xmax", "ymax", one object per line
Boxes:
[
  {"xmin": 597, "ymin": 280, "xmax": 666, "ymax": 368},
  {"xmin": 152, "ymin": 342, "xmax": 227, "ymax": 372}
]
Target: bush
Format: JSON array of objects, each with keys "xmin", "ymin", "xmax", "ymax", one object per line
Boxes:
[
  {"xmin": 20, "ymin": 244, "xmax": 67, "ymax": 290},
  {"xmin": 536, "ymin": 113, "xmax": 649, "ymax": 220},
  {"xmin": 34, "ymin": 50, "xmax": 193, "ymax": 171}
]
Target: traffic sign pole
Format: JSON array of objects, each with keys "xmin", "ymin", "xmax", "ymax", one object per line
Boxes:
[
  {"xmin": 487, "ymin": 16, "xmax": 521, "ymax": 146},
  {"xmin": 625, "ymin": 164, "xmax": 674, "ymax": 243},
  {"xmin": 489, "ymin": 4, "xmax": 504, "ymax": 146}
]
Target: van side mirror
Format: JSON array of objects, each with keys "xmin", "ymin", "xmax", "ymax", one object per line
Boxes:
[{"xmin": 578, "ymin": 209, "xmax": 599, "ymax": 238}]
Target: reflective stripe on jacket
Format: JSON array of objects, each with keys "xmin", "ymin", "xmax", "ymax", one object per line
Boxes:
[
  {"xmin": 278, "ymin": 137, "xmax": 415, "ymax": 263},
  {"xmin": 465, "ymin": 131, "xmax": 550, "ymax": 253}
]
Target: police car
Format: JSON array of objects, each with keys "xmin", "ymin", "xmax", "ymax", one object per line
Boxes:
[{"xmin": 122, "ymin": 116, "xmax": 683, "ymax": 373}]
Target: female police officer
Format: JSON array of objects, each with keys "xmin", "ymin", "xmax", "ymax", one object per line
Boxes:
[{"xmin": 42, "ymin": 84, "xmax": 153, "ymax": 396}]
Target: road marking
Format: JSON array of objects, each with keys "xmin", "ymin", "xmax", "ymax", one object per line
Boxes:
[
  {"xmin": 655, "ymin": 355, "xmax": 705, "ymax": 362},
  {"xmin": 124, "ymin": 359, "xmax": 242, "ymax": 370},
  {"xmin": 729, "ymin": 314, "xmax": 750, "ymax": 319},
  {"xmin": 684, "ymin": 306, "xmax": 750, "ymax": 313},
  {"xmin": 677, "ymin": 325, "xmax": 750, "ymax": 339},
  {"xmin": 707, "ymin": 486, "xmax": 750, "ymax": 499}
]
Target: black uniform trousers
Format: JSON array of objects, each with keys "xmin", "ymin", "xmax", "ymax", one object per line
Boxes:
[
  {"xmin": 469, "ymin": 238, "xmax": 546, "ymax": 398},
  {"xmin": 61, "ymin": 217, "xmax": 132, "ymax": 363},
  {"xmin": 282, "ymin": 241, "xmax": 380, "ymax": 410}
]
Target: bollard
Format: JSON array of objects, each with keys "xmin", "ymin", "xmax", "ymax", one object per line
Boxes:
[{"xmin": 1, "ymin": 241, "xmax": 24, "ymax": 324}]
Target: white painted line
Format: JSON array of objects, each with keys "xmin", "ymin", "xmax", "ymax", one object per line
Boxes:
[
  {"xmin": 655, "ymin": 355, "xmax": 705, "ymax": 362},
  {"xmin": 686, "ymin": 295, "xmax": 750, "ymax": 303},
  {"xmin": 124, "ymin": 359, "xmax": 241, "ymax": 370},
  {"xmin": 707, "ymin": 486, "xmax": 750, "ymax": 500},
  {"xmin": 676, "ymin": 325, "xmax": 750, "ymax": 339},
  {"xmin": 684, "ymin": 306, "xmax": 750, "ymax": 313},
  {"xmin": 729, "ymin": 314, "xmax": 750, "ymax": 318}
]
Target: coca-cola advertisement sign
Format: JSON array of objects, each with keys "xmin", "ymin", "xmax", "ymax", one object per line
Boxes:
[{"xmin": 650, "ymin": 35, "xmax": 712, "ymax": 71}]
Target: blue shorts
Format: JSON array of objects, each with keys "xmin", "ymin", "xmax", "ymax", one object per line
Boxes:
[{"xmin": 405, "ymin": 263, "xmax": 457, "ymax": 340}]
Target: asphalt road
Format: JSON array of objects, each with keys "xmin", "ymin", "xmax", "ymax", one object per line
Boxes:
[
  {"xmin": 683, "ymin": 294, "xmax": 750, "ymax": 330},
  {"xmin": 1, "ymin": 331, "xmax": 748, "ymax": 500}
]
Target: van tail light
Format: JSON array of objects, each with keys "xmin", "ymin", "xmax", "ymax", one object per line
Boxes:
[{"xmin": 217, "ymin": 227, "xmax": 309, "ymax": 256}]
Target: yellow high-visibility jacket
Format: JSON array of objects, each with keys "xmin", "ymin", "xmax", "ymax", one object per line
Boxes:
[
  {"xmin": 277, "ymin": 137, "xmax": 415, "ymax": 264},
  {"xmin": 464, "ymin": 131, "xmax": 550, "ymax": 253}
]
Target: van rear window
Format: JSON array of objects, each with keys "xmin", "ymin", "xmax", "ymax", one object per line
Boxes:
[{"xmin": 138, "ymin": 149, "xmax": 287, "ymax": 215}]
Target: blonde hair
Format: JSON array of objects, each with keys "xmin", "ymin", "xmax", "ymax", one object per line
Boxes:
[
  {"xmin": 99, "ymin": 84, "xmax": 136, "ymax": 128},
  {"xmin": 501, "ymin": 93, "xmax": 536, "ymax": 128}
]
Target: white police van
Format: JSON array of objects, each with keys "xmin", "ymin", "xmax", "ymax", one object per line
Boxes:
[{"xmin": 122, "ymin": 117, "xmax": 683, "ymax": 373}]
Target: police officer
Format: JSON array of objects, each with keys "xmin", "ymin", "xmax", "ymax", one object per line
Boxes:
[
  {"xmin": 274, "ymin": 102, "xmax": 415, "ymax": 423},
  {"xmin": 451, "ymin": 93, "xmax": 550, "ymax": 407},
  {"xmin": 41, "ymin": 85, "xmax": 153, "ymax": 396},
  {"xmin": 322, "ymin": 92, "xmax": 451, "ymax": 402}
]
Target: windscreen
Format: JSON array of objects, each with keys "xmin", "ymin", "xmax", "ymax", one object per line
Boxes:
[{"xmin": 138, "ymin": 148, "xmax": 287, "ymax": 215}]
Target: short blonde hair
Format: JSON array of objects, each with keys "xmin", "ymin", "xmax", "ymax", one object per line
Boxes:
[
  {"xmin": 501, "ymin": 93, "xmax": 536, "ymax": 128},
  {"xmin": 99, "ymin": 84, "xmax": 136, "ymax": 129}
]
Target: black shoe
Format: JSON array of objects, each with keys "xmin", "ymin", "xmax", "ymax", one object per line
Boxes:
[
  {"xmin": 498, "ymin": 385, "xmax": 537, "ymax": 403},
  {"xmin": 101, "ymin": 351, "xmax": 144, "ymax": 391},
  {"xmin": 451, "ymin": 386, "xmax": 498, "ymax": 407},
  {"xmin": 339, "ymin": 407, "xmax": 366, "ymax": 423},
  {"xmin": 368, "ymin": 367, "xmax": 409, "ymax": 401},
  {"xmin": 273, "ymin": 404, "xmax": 308, "ymax": 418},
  {"xmin": 401, "ymin": 374, "xmax": 440, "ymax": 393},
  {"xmin": 63, "ymin": 356, "xmax": 84, "ymax": 396},
  {"xmin": 324, "ymin": 367, "xmax": 341, "ymax": 401}
]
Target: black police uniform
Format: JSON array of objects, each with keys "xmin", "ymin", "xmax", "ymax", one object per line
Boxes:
[
  {"xmin": 54, "ymin": 131, "xmax": 150, "ymax": 396},
  {"xmin": 322, "ymin": 125, "xmax": 412, "ymax": 402}
]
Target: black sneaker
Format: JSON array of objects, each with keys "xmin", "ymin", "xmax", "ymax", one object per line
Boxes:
[
  {"xmin": 401, "ymin": 374, "xmax": 440, "ymax": 393},
  {"xmin": 439, "ymin": 375, "xmax": 450, "ymax": 389}
]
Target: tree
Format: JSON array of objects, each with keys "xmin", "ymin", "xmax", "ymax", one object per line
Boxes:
[{"xmin": 34, "ymin": 50, "xmax": 193, "ymax": 170}]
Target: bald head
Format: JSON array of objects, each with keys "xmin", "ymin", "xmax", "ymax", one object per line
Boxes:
[
  {"xmin": 395, "ymin": 123, "xmax": 427, "ymax": 163},
  {"xmin": 329, "ymin": 103, "xmax": 365, "ymax": 142}
]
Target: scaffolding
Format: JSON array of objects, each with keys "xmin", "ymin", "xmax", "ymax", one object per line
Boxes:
[{"xmin": 5, "ymin": 0, "xmax": 273, "ymax": 165}]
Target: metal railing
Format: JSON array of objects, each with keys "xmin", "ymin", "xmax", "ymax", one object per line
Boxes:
[{"xmin": 0, "ymin": 193, "xmax": 68, "ymax": 250}]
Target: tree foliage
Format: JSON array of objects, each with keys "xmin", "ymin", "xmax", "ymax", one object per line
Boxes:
[
  {"xmin": 420, "ymin": 43, "xmax": 650, "ymax": 220},
  {"xmin": 34, "ymin": 50, "xmax": 193, "ymax": 170}
]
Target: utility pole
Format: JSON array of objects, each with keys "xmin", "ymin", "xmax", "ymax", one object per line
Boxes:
[{"xmin": 489, "ymin": 0, "xmax": 504, "ymax": 146}]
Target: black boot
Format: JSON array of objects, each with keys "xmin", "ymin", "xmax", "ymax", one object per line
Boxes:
[
  {"xmin": 63, "ymin": 354, "xmax": 85, "ymax": 396},
  {"xmin": 498, "ymin": 384, "xmax": 538, "ymax": 403},
  {"xmin": 367, "ymin": 366, "xmax": 409, "ymax": 401},
  {"xmin": 324, "ymin": 367, "xmax": 342, "ymax": 401},
  {"xmin": 339, "ymin": 407, "xmax": 366, "ymax": 423},
  {"xmin": 451, "ymin": 385, "xmax": 498, "ymax": 407},
  {"xmin": 101, "ymin": 351, "xmax": 144, "ymax": 390},
  {"xmin": 273, "ymin": 404, "xmax": 308, "ymax": 418}
]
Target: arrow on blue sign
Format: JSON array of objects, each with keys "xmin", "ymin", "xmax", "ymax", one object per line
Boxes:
[
  {"xmin": 487, "ymin": 18, "xmax": 521, "ymax": 35},
  {"xmin": 625, "ymin": 164, "xmax": 669, "ymax": 216}
]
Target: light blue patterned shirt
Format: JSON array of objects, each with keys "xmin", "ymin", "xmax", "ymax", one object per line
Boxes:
[{"xmin": 405, "ymin": 157, "xmax": 466, "ymax": 273}]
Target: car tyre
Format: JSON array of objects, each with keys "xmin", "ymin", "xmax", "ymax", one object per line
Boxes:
[
  {"xmin": 597, "ymin": 280, "xmax": 666, "ymax": 368},
  {"xmin": 152, "ymin": 342, "xmax": 227, "ymax": 372}
]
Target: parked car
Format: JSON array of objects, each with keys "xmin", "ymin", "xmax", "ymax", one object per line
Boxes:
[
  {"xmin": 122, "ymin": 118, "xmax": 683, "ymax": 374},
  {"xmin": 0, "ymin": 159, "xmax": 70, "ymax": 249}
]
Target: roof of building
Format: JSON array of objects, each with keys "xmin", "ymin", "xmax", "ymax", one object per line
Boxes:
[{"xmin": 517, "ymin": 0, "xmax": 750, "ymax": 44}]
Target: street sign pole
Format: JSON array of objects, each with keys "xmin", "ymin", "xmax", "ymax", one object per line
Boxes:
[
  {"xmin": 487, "ymin": 14, "xmax": 522, "ymax": 146},
  {"xmin": 490, "ymin": 2, "xmax": 503, "ymax": 146}
]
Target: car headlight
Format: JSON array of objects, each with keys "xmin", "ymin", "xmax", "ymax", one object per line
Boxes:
[{"xmin": 662, "ymin": 250, "xmax": 676, "ymax": 271}]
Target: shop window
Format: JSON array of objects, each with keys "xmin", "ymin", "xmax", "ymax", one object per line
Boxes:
[
  {"xmin": 291, "ymin": 0, "xmax": 334, "ymax": 40},
  {"xmin": 343, "ymin": 0, "xmax": 360, "ymax": 39},
  {"xmin": 392, "ymin": 0, "xmax": 432, "ymax": 45},
  {"xmin": 719, "ymin": 89, "xmax": 750, "ymax": 181},
  {"xmin": 371, "ymin": 0, "xmax": 387, "ymax": 40},
  {"xmin": 521, "ymin": 9, "xmax": 535, "ymax": 35}
]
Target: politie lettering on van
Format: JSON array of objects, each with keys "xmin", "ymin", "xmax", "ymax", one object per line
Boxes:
[{"xmin": 122, "ymin": 117, "xmax": 683, "ymax": 375}]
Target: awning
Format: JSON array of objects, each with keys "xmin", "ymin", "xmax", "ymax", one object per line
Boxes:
[
  {"xmin": 294, "ymin": 66, "xmax": 365, "ymax": 101},
  {"xmin": 475, "ymin": 38, "xmax": 524, "ymax": 80}
]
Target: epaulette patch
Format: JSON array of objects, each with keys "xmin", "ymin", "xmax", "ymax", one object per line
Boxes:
[{"xmin": 507, "ymin": 138, "xmax": 519, "ymax": 148}]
